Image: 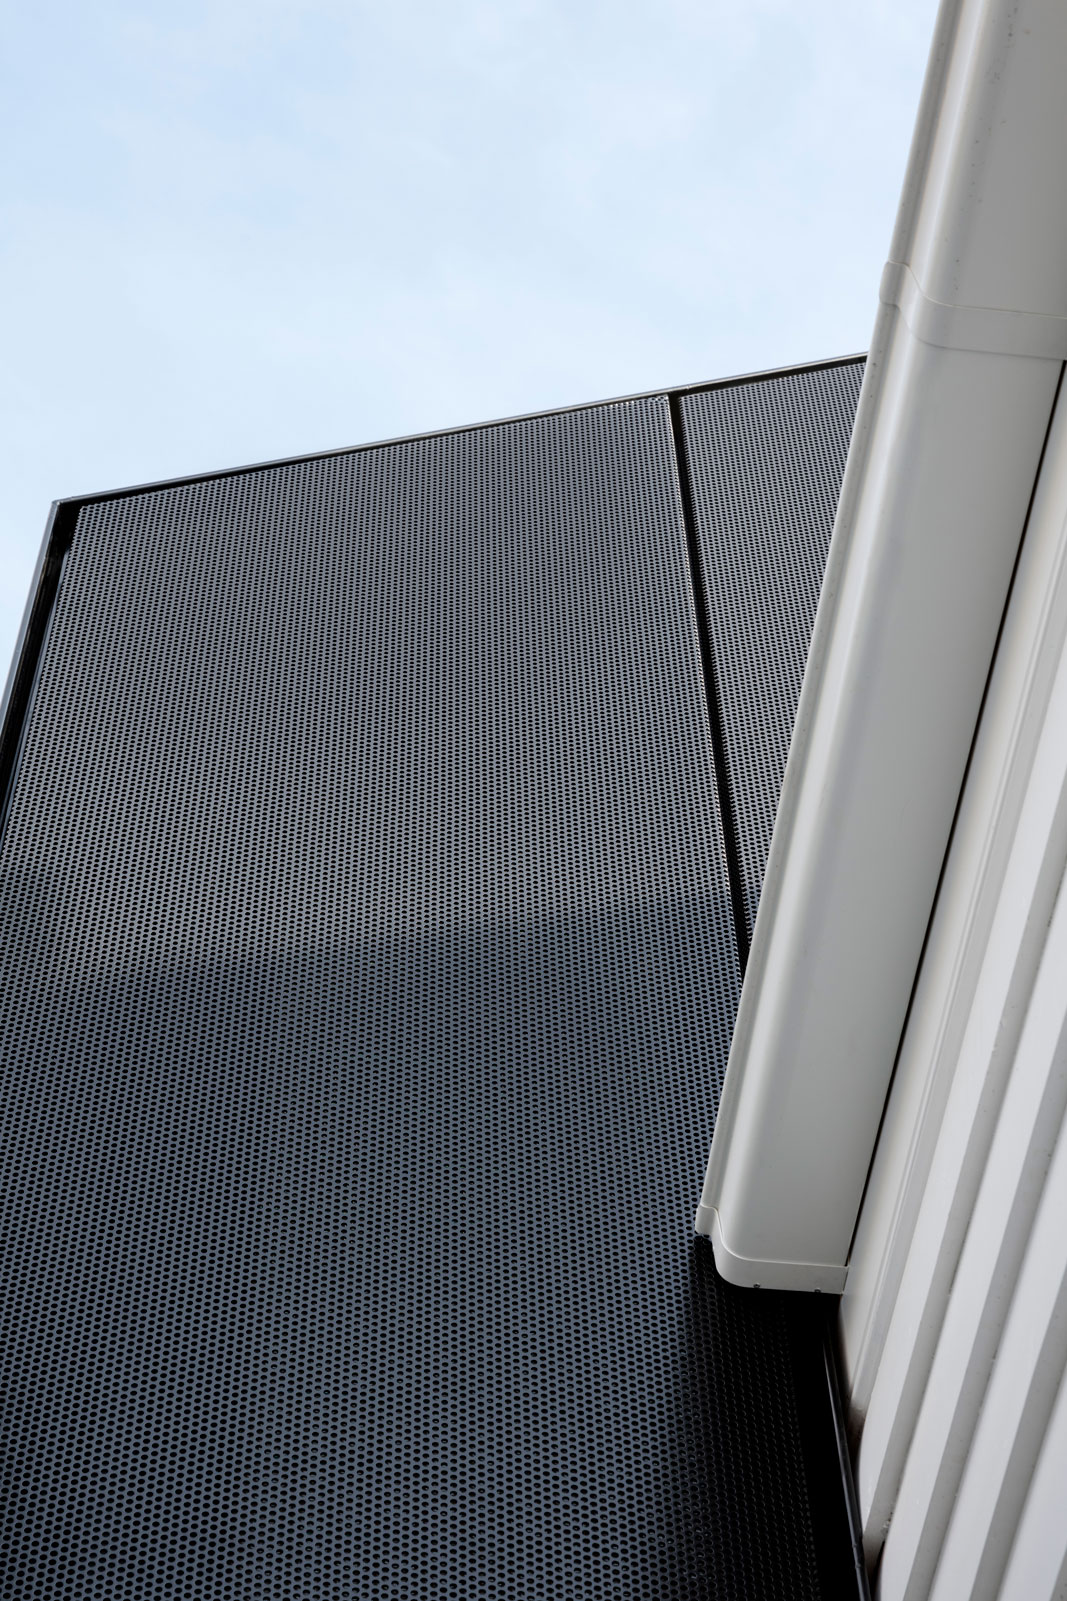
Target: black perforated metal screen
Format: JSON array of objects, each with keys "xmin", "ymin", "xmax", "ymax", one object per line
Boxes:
[
  {"xmin": 681, "ymin": 361, "xmax": 865, "ymax": 936},
  {"xmin": 0, "ymin": 385, "xmax": 855, "ymax": 1598}
]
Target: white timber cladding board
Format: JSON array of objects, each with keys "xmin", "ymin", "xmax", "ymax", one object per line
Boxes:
[
  {"xmin": 847, "ymin": 386, "xmax": 1067, "ymax": 1566},
  {"xmin": 997, "ymin": 1358, "xmax": 1067, "ymax": 1601},
  {"xmin": 840, "ymin": 376, "xmax": 1067, "ymax": 1417},
  {"xmin": 929, "ymin": 990, "xmax": 1067, "ymax": 1601},
  {"xmin": 880, "ymin": 846, "xmax": 1067, "ymax": 1600},
  {"xmin": 697, "ymin": 0, "xmax": 1067, "ymax": 1290}
]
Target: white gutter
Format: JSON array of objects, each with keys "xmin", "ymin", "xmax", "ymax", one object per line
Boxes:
[{"xmin": 695, "ymin": 0, "xmax": 1067, "ymax": 1292}]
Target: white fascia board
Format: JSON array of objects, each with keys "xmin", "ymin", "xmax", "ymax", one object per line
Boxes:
[
  {"xmin": 696, "ymin": 0, "xmax": 1067, "ymax": 1291},
  {"xmin": 840, "ymin": 374, "xmax": 1067, "ymax": 1423}
]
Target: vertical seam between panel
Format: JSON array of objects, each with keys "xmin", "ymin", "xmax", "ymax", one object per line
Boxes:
[{"xmin": 667, "ymin": 390, "xmax": 751, "ymax": 976}]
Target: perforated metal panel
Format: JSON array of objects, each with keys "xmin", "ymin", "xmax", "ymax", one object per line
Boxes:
[
  {"xmin": 0, "ymin": 391, "xmax": 853, "ymax": 1598},
  {"xmin": 681, "ymin": 362, "xmax": 864, "ymax": 936}
]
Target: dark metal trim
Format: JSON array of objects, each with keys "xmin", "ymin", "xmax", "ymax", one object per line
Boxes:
[
  {"xmin": 0, "ymin": 499, "xmax": 78, "ymax": 841},
  {"xmin": 51, "ymin": 355, "xmax": 868, "ymax": 512},
  {"xmin": 823, "ymin": 1315, "xmax": 873, "ymax": 1601},
  {"xmin": 668, "ymin": 391, "xmax": 752, "ymax": 976}
]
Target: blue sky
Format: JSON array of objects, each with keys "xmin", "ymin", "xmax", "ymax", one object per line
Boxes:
[{"xmin": 1, "ymin": 0, "xmax": 937, "ymax": 674}]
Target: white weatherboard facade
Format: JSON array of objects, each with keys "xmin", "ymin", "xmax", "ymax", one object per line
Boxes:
[
  {"xmin": 843, "ymin": 375, "xmax": 1067, "ymax": 1595},
  {"xmin": 697, "ymin": 0, "xmax": 1067, "ymax": 1591}
]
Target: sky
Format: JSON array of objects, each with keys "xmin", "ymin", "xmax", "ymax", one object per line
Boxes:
[{"xmin": 1, "ymin": 0, "xmax": 938, "ymax": 676}]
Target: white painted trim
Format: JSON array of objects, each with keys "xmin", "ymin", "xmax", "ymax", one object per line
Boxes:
[
  {"xmin": 697, "ymin": 0, "xmax": 1067, "ymax": 1291},
  {"xmin": 880, "ymin": 263, "xmax": 1067, "ymax": 360},
  {"xmin": 697, "ymin": 1206, "xmax": 846, "ymax": 1295},
  {"xmin": 840, "ymin": 375, "xmax": 1067, "ymax": 1421}
]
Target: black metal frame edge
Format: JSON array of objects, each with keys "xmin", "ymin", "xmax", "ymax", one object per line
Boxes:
[
  {"xmin": 53, "ymin": 354, "xmax": 868, "ymax": 511},
  {"xmin": 667, "ymin": 391, "xmax": 752, "ymax": 977},
  {"xmin": 0, "ymin": 500, "xmax": 79, "ymax": 841},
  {"xmin": 823, "ymin": 1313, "xmax": 873, "ymax": 1600}
]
